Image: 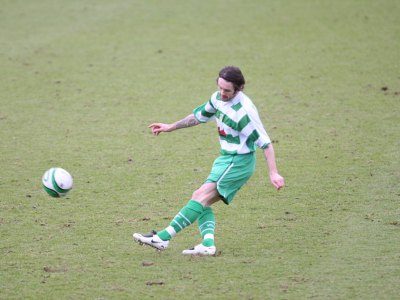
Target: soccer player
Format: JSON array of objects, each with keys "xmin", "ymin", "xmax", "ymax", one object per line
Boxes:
[{"xmin": 133, "ymin": 66, "xmax": 284, "ymax": 256}]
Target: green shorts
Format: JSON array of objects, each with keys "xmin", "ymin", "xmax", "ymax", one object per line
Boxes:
[{"xmin": 206, "ymin": 152, "xmax": 256, "ymax": 204}]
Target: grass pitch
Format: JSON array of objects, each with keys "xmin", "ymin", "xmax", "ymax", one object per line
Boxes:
[{"xmin": 1, "ymin": 0, "xmax": 399, "ymax": 299}]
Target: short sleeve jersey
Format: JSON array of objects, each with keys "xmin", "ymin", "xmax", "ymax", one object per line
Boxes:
[{"xmin": 193, "ymin": 91, "xmax": 271, "ymax": 155}]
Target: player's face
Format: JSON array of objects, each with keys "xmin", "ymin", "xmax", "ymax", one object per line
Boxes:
[{"xmin": 217, "ymin": 77, "xmax": 237, "ymax": 101}]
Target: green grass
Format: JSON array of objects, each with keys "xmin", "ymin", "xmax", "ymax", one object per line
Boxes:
[{"xmin": 1, "ymin": 0, "xmax": 399, "ymax": 299}]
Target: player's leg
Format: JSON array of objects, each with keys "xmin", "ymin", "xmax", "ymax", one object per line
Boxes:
[
  {"xmin": 198, "ymin": 206, "xmax": 216, "ymax": 247},
  {"xmin": 182, "ymin": 206, "xmax": 217, "ymax": 256},
  {"xmin": 182, "ymin": 153, "xmax": 256, "ymax": 255},
  {"xmin": 156, "ymin": 182, "xmax": 219, "ymax": 239},
  {"xmin": 133, "ymin": 183, "xmax": 220, "ymax": 251},
  {"xmin": 191, "ymin": 182, "xmax": 221, "ymax": 206}
]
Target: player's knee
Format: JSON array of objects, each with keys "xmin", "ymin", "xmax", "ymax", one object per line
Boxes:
[
  {"xmin": 191, "ymin": 188, "xmax": 203, "ymax": 201},
  {"xmin": 191, "ymin": 183, "xmax": 219, "ymax": 205}
]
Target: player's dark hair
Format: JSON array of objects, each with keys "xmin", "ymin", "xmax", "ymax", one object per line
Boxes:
[{"xmin": 218, "ymin": 66, "xmax": 245, "ymax": 91}]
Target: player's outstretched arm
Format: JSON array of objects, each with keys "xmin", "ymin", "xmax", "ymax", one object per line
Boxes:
[
  {"xmin": 149, "ymin": 114, "xmax": 200, "ymax": 136},
  {"xmin": 263, "ymin": 143, "xmax": 285, "ymax": 190}
]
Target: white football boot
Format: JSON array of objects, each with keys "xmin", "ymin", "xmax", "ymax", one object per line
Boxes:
[
  {"xmin": 182, "ymin": 243, "xmax": 216, "ymax": 256},
  {"xmin": 133, "ymin": 230, "xmax": 169, "ymax": 251}
]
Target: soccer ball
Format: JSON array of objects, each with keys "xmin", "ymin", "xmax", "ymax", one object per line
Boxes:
[{"xmin": 42, "ymin": 167, "xmax": 73, "ymax": 197}]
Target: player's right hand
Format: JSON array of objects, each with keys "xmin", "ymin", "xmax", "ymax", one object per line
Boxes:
[{"xmin": 148, "ymin": 123, "xmax": 174, "ymax": 135}]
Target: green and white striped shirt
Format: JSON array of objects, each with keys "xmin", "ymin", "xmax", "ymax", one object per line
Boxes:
[{"xmin": 193, "ymin": 91, "xmax": 271, "ymax": 155}]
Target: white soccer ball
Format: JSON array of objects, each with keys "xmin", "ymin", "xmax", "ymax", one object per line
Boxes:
[{"xmin": 42, "ymin": 167, "xmax": 73, "ymax": 197}]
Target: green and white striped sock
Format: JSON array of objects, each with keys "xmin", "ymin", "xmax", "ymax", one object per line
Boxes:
[
  {"xmin": 157, "ymin": 200, "xmax": 204, "ymax": 241},
  {"xmin": 198, "ymin": 207, "xmax": 215, "ymax": 247}
]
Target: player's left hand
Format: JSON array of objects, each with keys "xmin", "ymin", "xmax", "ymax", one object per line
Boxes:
[{"xmin": 270, "ymin": 173, "xmax": 285, "ymax": 190}]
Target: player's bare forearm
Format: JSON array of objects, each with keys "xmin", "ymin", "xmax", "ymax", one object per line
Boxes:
[
  {"xmin": 263, "ymin": 143, "xmax": 285, "ymax": 190},
  {"xmin": 263, "ymin": 144, "xmax": 278, "ymax": 173},
  {"xmin": 149, "ymin": 114, "xmax": 200, "ymax": 135},
  {"xmin": 174, "ymin": 114, "xmax": 200, "ymax": 130}
]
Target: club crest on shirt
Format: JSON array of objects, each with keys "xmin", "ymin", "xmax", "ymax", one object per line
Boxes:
[{"xmin": 218, "ymin": 127, "xmax": 227, "ymax": 137}]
